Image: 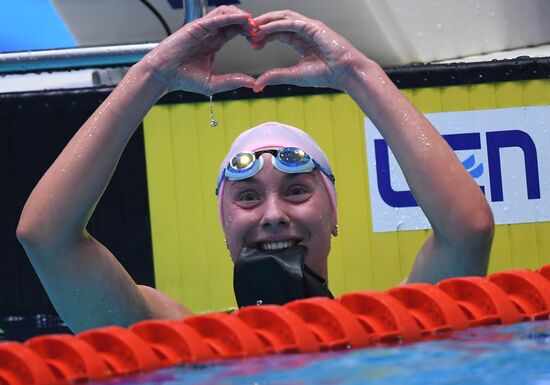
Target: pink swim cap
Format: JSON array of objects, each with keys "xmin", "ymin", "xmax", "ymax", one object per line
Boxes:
[{"xmin": 217, "ymin": 122, "xmax": 337, "ymax": 224}]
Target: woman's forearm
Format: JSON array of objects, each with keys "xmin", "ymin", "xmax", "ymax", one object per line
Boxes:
[
  {"xmin": 342, "ymin": 58, "xmax": 493, "ymax": 244},
  {"xmin": 18, "ymin": 62, "xmax": 167, "ymax": 251}
]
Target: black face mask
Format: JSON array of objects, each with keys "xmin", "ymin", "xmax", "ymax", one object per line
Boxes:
[{"xmin": 233, "ymin": 245, "xmax": 334, "ymax": 308}]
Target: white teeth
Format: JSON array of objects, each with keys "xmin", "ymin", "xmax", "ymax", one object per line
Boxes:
[{"xmin": 260, "ymin": 240, "xmax": 296, "ymax": 250}]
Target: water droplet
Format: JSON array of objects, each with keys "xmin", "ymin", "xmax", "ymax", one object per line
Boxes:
[{"xmin": 209, "ymin": 95, "xmax": 218, "ymax": 127}]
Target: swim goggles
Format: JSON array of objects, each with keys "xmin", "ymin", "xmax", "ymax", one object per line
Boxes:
[{"xmin": 216, "ymin": 147, "xmax": 335, "ymax": 195}]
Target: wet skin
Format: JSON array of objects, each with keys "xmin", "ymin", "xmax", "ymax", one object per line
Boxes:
[
  {"xmin": 16, "ymin": 6, "xmax": 493, "ymax": 332},
  {"xmin": 221, "ymin": 153, "xmax": 337, "ymax": 280}
]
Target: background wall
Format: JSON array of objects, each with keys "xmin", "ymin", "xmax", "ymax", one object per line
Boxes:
[
  {"xmin": 144, "ymin": 79, "xmax": 550, "ymax": 313},
  {"xmin": 0, "ymin": 90, "xmax": 155, "ymax": 317}
]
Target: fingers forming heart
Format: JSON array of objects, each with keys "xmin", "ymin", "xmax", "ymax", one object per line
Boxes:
[{"xmin": 198, "ymin": 10, "xmax": 334, "ymax": 93}]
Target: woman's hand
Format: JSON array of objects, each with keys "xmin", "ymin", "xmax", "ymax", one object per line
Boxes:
[
  {"xmin": 252, "ymin": 10, "xmax": 367, "ymax": 92},
  {"xmin": 143, "ymin": 5, "xmax": 256, "ymax": 95}
]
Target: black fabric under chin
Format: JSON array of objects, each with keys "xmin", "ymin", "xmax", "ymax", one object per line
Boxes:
[{"xmin": 233, "ymin": 245, "xmax": 333, "ymax": 308}]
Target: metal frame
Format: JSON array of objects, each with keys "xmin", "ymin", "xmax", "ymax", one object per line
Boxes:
[
  {"xmin": 0, "ymin": 44, "xmax": 158, "ymax": 75},
  {"xmin": 0, "ymin": 0, "xmax": 207, "ymax": 75}
]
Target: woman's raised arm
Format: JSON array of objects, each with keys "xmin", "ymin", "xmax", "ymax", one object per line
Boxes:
[
  {"xmin": 253, "ymin": 10, "xmax": 494, "ymax": 283},
  {"xmin": 16, "ymin": 6, "xmax": 256, "ymax": 332}
]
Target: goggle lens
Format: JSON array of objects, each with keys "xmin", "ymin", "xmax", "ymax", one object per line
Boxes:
[
  {"xmin": 278, "ymin": 147, "xmax": 310, "ymax": 166},
  {"xmin": 230, "ymin": 152, "xmax": 256, "ymax": 172}
]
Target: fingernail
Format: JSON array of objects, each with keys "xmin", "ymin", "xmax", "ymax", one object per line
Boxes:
[{"xmin": 253, "ymin": 85, "xmax": 265, "ymax": 93}]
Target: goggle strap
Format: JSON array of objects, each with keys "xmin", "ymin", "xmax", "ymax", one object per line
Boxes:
[
  {"xmin": 313, "ymin": 159, "xmax": 336, "ymax": 184},
  {"xmin": 215, "ymin": 169, "xmax": 226, "ymax": 196}
]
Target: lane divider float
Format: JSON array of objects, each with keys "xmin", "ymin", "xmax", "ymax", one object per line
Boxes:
[{"xmin": 1, "ymin": 265, "xmax": 549, "ymax": 385}]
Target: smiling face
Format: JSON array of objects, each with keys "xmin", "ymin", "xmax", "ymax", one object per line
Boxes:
[{"xmin": 221, "ymin": 153, "xmax": 337, "ymax": 279}]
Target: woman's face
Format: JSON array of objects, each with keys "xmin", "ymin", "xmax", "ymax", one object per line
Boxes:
[{"xmin": 221, "ymin": 153, "xmax": 337, "ymax": 279}]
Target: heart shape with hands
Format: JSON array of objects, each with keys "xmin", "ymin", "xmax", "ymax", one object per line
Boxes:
[{"xmin": 145, "ymin": 7, "xmax": 360, "ymax": 96}]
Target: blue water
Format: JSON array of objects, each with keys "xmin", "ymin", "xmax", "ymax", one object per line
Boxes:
[{"xmin": 93, "ymin": 320, "xmax": 550, "ymax": 385}]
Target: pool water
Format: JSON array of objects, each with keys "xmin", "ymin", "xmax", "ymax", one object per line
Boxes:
[{"xmin": 89, "ymin": 319, "xmax": 550, "ymax": 385}]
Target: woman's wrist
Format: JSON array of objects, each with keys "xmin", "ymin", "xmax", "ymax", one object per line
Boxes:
[
  {"xmin": 99, "ymin": 61, "xmax": 169, "ymax": 123},
  {"xmin": 337, "ymin": 55, "xmax": 407, "ymax": 123},
  {"xmin": 129, "ymin": 59, "xmax": 171, "ymax": 97},
  {"xmin": 338, "ymin": 55, "xmax": 385, "ymax": 95}
]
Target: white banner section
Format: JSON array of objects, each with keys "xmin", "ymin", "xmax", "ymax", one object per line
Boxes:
[{"xmin": 365, "ymin": 106, "xmax": 550, "ymax": 233}]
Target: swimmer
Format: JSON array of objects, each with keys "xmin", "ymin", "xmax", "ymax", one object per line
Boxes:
[{"xmin": 17, "ymin": 7, "xmax": 494, "ymax": 332}]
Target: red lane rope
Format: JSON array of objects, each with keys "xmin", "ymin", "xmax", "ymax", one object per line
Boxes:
[{"xmin": 1, "ymin": 266, "xmax": 549, "ymax": 385}]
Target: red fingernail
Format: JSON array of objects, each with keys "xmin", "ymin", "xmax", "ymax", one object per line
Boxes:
[{"xmin": 247, "ymin": 15, "xmax": 259, "ymax": 37}]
